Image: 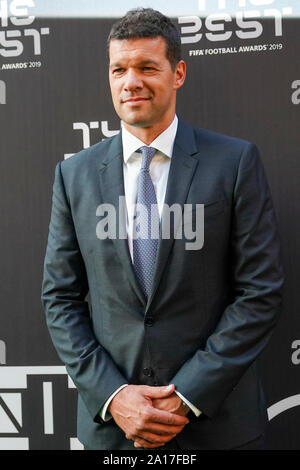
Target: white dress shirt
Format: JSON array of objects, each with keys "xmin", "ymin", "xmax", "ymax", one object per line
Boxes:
[{"xmin": 100, "ymin": 115, "xmax": 201, "ymax": 421}]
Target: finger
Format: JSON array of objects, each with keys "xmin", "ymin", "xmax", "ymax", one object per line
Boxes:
[
  {"xmin": 148, "ymin": 407, "xmax": 189, "ymax": 426},
  {"xmin": 133, "ymin": 433, "xmax": 174, "ymax": 448},
  {"xmin": 134, "ymin": 441, "xmax": 144, "ymax": 449},
  {"xmin": 140, "ymin": 421, "xmax": 185, "ymax": 436},
  {"xmin": 132, "ymin": 430, "xmax": 176, "ymax": 445},
  {"xmin": 142, "ymin": 384, "xmax": 175, "ymax": 399},
  {"xmin": 134, "ymin": 438, "xmax": 165, "ymax": 449}
]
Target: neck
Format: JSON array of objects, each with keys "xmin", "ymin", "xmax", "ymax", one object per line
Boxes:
[{"xmin": 122, "ymin": 113, "xmax": 175, "ymax": 146}]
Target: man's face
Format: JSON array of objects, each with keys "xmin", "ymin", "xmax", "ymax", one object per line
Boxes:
[{"xmin": 109, "ymin": 36, "xmax": 185, "ymax": 131}]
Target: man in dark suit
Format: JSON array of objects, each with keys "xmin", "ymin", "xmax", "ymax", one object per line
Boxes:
[{"xmin": 41, "ymin": 8, "xmax": 284, "ymax": 450}]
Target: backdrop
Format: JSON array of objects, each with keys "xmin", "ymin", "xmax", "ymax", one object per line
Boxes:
[{"xmin": 0, "ymin": 0, "xmax": 299, "ymax": 450}]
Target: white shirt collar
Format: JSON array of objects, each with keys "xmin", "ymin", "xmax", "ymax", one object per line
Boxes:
[{"xmin": 121, "ymin": 115, "xmax": 178, "ymax": 163}]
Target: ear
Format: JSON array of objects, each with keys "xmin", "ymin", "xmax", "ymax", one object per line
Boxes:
[{"xmin": 174, "ymin": 60, "xmax": 186, "ymax": 90}]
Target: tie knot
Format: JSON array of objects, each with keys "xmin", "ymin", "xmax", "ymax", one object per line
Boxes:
[{"xmin": 140, "ymin": 146, "xmax": 156, "ymax": 171}]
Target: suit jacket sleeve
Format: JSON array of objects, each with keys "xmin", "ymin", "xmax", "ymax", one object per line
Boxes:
[
  {"xmin": 41, "ymin": 162, "xmax": 128, "ymax": 424},
  {"xmin": 171, "ymin": 143, "xmax": 284, "ymax": 418}
]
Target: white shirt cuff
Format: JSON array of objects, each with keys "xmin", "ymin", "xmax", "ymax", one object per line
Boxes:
[
  {"xmin": 100, "ymin": 384, "xmax": 129, "ymax": 422},
  {"xmin": 174, "ymin": 390, "xmax": 202, "ymax": 417}
]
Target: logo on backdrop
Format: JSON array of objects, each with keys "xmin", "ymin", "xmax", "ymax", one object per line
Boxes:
[
  {"xmin": 0, "ymin": 341, "xmax": 5, "ymax": 364},
  {"xmin": 179, "ymin": 0, "xmax": 293, "ymax": 57},
  {"xmin": 268, "ymin": 394, "xmax": 300, "ymax": 422},
  {"xmin": 266, "ymin": 340, "xmax": 300, "ymax": 422},
  {"xmin": 64, "ymin": 120, "xmax": 120, "ymax": 159},
  {"xmin": 0, "ymin": 0, "xmax": 50, "ymax": 66},
  {"xmin": 0, "ymin": 366, "xmax": 82, "ymax": 450},
  {"xmin": 0, "ymin": 80, "xmax": 5, "ymax": 103},
  {"xmin": 0, "ymin": 363, "xmax": 299, "ymax": 449},
  {"xmin": 291, "ymin": 80, "xmax": 300, "ymax": 105},
  {"xmin": 0, "ymin": 341, "xmax": 299, "ymax": 449},
  {"xmin": 291, "ymin": 339, "xmax": 300, "ymax": 365}
]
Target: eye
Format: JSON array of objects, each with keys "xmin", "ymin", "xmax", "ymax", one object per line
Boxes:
[{"xmin": 112, "ymin": 68, "xmax": 125, "ymax": 75}]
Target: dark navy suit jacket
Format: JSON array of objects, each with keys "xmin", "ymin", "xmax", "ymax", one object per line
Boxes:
[{"xmin": 41, "ymin": 119, "xmax": 284, "ymax": 449}]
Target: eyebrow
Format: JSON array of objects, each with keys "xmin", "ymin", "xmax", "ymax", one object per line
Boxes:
[{"xmin": 110, "ymin": 60, "xmax": 160, "ymax": 69}]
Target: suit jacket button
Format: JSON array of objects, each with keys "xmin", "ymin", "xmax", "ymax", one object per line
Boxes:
[
  {"xmin": 145, "ymin": 317, "xmax": 154, "ymax": 326},
  {"xmin": 143, "ymin": 367, "xmax": 154, "ymax": 377}
]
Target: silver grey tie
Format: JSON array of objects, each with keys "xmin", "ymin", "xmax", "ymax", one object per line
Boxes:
[{"xmin": 133, "ymin": 146, "xmax": 160, "ymax": 299}]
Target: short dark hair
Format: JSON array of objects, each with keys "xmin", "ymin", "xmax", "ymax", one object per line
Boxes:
[{"xmin": 107, "ymin": 8, "xmax": 181, "ymax": 70}]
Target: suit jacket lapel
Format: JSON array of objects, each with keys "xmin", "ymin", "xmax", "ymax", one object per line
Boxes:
[
  {"xmin": 145, "ymin": 119, "xmax": 200, "ymax": 312},
  {"xmin": 98, "ymin": 131, "xmax": 146, "ymax": 307}
]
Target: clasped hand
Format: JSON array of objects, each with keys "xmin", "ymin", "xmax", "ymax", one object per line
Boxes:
[{"xmin": 108, "ymin": 383, "xmax": 190, "ymax": 449}]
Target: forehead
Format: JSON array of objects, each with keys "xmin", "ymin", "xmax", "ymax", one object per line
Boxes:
[{"xmin": 109, "ymin": 37, "xmax": 168, "ymax": 64}]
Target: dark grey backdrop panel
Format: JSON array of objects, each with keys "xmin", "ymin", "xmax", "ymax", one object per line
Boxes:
[{"xmin": 0, "ymin": 10, "xmax": 299, "ymax": 449}]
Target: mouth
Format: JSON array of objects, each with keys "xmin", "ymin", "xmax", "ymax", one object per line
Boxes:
[{"xmin": 122, "ymin": 97, "xmax": 150, "ymax": 106}]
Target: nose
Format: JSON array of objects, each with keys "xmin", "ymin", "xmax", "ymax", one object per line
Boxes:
[{"xmin": 123, "ymin": 68, "xmax": 143, "ymax": 92}]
